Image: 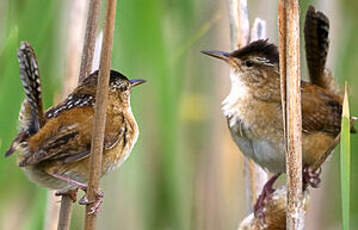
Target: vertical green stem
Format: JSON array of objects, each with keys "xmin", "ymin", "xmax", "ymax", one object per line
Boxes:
[{"xmin": 340, "ymin": 83, "xmax": 351, "ymax": 230}]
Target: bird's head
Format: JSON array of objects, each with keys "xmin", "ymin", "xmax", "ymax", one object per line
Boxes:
[
  {"xmin": 80, "ymin": 70, "xmax": 146, "ymax": 106},
  {"xmin": 201, "ymin": 39, "xmax": 279, "ymax": 87}
]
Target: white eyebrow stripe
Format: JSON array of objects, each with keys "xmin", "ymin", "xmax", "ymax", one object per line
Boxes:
[{"xmin": 254, "ymin": 57, "xmax": 275, "ymax": 66}]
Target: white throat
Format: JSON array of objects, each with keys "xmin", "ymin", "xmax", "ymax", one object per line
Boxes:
[{"xmin": 221, "ymin": 70, "xmax": 250, "ymax": 118}]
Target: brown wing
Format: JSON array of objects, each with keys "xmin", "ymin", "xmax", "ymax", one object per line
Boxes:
[
  {"xmin": 19, "ymin": 106, "xmax": 125, "ymax": 166},
  {"xmin": 301, "ymin": 82, "xmax": 342, "ymax": 135},
  {"xmin": 304, "ymin": 5, "xmax": 330, "ymax": 86}
]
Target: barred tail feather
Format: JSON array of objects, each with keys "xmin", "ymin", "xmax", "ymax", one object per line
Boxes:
[
  {"xmin": 5, "ymin": 100, "xmax": 33, "ymax": 157},
  {"xmin": 304, "ymin": 6, "xmax": 330, "ymax": 87},
  {"xmin": 4, "ymin": 132, "xmax": 27, "ymax": 157},
  {"xmin": 17, "ymin": 41, "xmax": 44, "ymax": 135}
]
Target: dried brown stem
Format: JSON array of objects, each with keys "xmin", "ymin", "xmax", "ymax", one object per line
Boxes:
[
  {"xmin": 57, "ymin": 196, "xmax": 74, "ymax": 230},
  {"xmin": 227, "ymin": 0, "xmax": 269, "ymax": 212},
  {"xmin": 79, "ymin": 0, "xmax": 101, "ymax": 82},
  {"xmin": 44, "ymin": 191, "xmax": 60, "ymax": 230},
  {"xmin": 278, "ymin": 0, "xmax": 304, "ymax": 229},
  {"xmin": 243, "ymin": 159, "xmax": 257, "ymax": 209},
  {"xmin": 227, "ymin": 0, "xmax": 253, "ymax": 210},
  {"xmin": 83, "ymin": 0, "xmax": 117, "ymax": 229},
  {"xmin": 62, "ymin": 0, "xmax": 88, "ymax": 97},
  {"xmin": 57, "ymin": 1, "xmax": 100, "ymax": 229},
  {"xmin": 226, "ymin": 0, "xmax": 249, "ymax": 49},
  {"xmin": 235, "ymin": 0, "xmax": 249, "ymax": 48},
  {"xmin": 226, "ymin": 0, "xmax": 239, "ymax": 50}
]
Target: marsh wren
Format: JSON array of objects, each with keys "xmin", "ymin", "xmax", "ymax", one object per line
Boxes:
[
  {"xmin": 201, "ymin": 5, "xmax": 353, "ymax": 217},
  {"xmin": 5, "ymin": 42, "xmax": 145, "ymax": 212}
]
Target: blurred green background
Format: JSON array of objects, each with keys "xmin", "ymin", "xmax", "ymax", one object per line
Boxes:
[{"xmin": 0, "ymin": 0, "xmax": 357, "ymax": 229}]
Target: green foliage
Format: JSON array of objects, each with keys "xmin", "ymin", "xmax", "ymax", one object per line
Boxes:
[{"xmin": 0, "ymin": 0, "xmax": 61, "ymax": 228}]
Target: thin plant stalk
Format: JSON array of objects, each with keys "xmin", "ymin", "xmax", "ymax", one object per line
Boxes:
[
  {"xmin": 57, "ymin": 197, "xmax": 74, "ymax": 230},
  {"xmin": 44, "ymin": 191, "xmax": 60, "ymax": 230},
  {"xmin": 278, "ymin": 0, "xmax": 304, "ymax": 229},
  {"xmin": 62, "ymin": 0, "xmax": 88, "ymax": 97},
  {"xmin": 226, "ymin": 0, "xmax": 254, "ymax": 211},
  {"xmin": 57, "ymin": 0, "xmax": 100, "ymax": 229},
  {"xmin": 83, "ymin": 0, "xmax": 117, "ymax": 229},
  {"xmin": 227, "ymin": 0, "xmax": 269, "ymax": 211},
  {"xmin": 79, "ymin": 0, "xmax": 101, "ymax": 82}
]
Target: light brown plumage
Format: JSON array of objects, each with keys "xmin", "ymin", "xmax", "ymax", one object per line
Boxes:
[
  {"xmin": 202, "ymin": 4, "xmax": 355, "ymax": 222},
  {"xmin": 5, "ymin": 42, "xmax": 144, "ymax": 192},
  {"xmin": 201, "ymin": 39, "xmax": 346, "ymax": 174}
]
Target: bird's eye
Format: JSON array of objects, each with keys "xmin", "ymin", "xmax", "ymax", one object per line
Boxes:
[
  {"xmin": 245, "ymin": 60, "xmax": 254, "ymax": 67},
  {"xmin": 120, "ymin": 85, "xmax": 129, "ymax": 91}
]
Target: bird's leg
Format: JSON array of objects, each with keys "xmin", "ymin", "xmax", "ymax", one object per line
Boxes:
[
  {"xmin": 51, "ymin": 173, "xmax": 88, "ymax": 203},
  {"xmin": 51, "ymin": 173, "xmax": 88, "ymax": 190},
  {"xmin": 303, "ymin": 166, "xmax": 321, "ymax": 190},
  {"xmin": 254, "ymin": 173, "xmax": 281, "ymax": 220},
  {"xmin": 78, "ymin": 189, "xmax": 104, "ymax": 215},
  {"xmin": 50, "ymin": 173, "xmax": 104, "ymax": 214}
]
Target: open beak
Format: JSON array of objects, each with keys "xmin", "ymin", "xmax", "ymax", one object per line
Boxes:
[
  {"xmin": 130, "ymin": 79, "xmax": 146, "ymax": 88},
  {"xmin": 200, "ymin": 50, "xmax": 230, "ymax": 61}
]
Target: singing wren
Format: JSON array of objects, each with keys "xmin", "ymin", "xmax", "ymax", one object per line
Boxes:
[
  {"xmin": 201, "ymin": 5, "xmax": 354, "ymax": 217},
  {"xmin": 5, "ymin": 42, "xmax": 145, "ymax": 212},
  {"xmin": 201, "ymin": 39, "xmax": 342, "ymax": 177}
]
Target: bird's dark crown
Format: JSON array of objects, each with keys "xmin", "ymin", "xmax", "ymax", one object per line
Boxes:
[
  {"xmin": 109, "ymin": 70, "xmax": 130, "ymax": 83},
  {"xmin": 91, "ymin": 69, "xmax": 129, "ymax": 83},
  {"xmin": 230, "ymin": 39, "xmax": 279, "ymax": 65},
  {"xmin": 80, "ymin": 69, "xmax": 130, "ymax": 89}
]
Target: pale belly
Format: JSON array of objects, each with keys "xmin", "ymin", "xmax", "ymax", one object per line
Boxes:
[
  {"xmin": 23, "ymin": 164, "xmax": 81, "ymax": 190},
  {"xmin": 222, "ymin": 80, "xmax": 338, "ymax": 174},
  {"xmin": 232, "ymin": 134, "xmax": 286, "ymax": 173},
  {"xmin": 229, "ymin": 119, "xmax": 336, "ymax": 174}
]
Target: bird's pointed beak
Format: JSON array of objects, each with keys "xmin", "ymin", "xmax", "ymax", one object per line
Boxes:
[
  {"xmin": 129, "ymin": 79, "xmax": 146, "ymax": 88},
  {"xmin": 200, "ymin": 50, "xmax": 231, "ymax": 61}
]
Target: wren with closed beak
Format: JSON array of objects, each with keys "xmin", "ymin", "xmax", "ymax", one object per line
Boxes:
[{"xmin": 5, "ymin": 42, "xmax": 145, "ymax": 214}]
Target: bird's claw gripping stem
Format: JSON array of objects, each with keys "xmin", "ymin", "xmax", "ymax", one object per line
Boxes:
[{"xmin": 79, "ymin": 190, "xmax": 104, "ymax": 215}]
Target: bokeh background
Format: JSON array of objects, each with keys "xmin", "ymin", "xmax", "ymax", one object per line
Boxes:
[{"xmin": 0, "ymin": 0, "xmax": 357, "ymax": 229}]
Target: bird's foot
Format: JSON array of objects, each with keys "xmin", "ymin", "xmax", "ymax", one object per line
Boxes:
[
  {"xmin": 254, "ymin": 173, "xmax": 281, "ymax": 222},
  {"xmin": 79, "ymin": 189, "xmax": 104, "ymax": 215},
  {"xmin": 55, "ymin": 188, "xmax": 79, "ymax": 202},
  {"xmin": 303, "ymin": 167, "xmax": 321, "ymax": 189}
]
